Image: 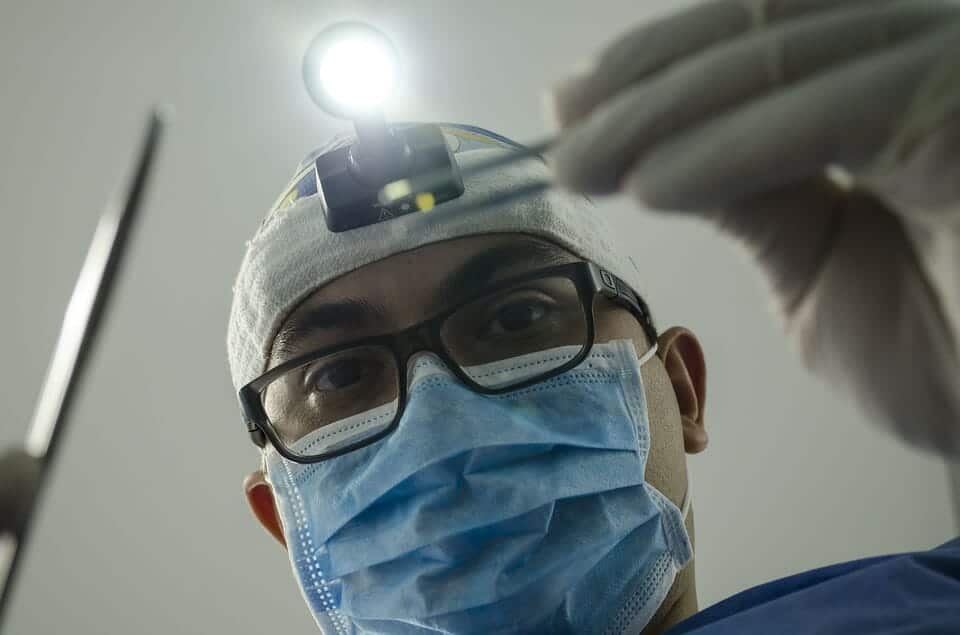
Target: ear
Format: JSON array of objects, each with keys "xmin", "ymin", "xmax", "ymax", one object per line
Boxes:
[
  {"xmin": 244, "ymin": 469, "xmax": 287, "ymax": 548},
  {"xmin": 657, "ymin": 327, "xmax": 708, "ymax": 454}
]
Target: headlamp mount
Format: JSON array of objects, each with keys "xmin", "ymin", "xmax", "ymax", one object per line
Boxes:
[{"xmin": 316, "ymin": 121, "xmax": 464, "ymax": 233}]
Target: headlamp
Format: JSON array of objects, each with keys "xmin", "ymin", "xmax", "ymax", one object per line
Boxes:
[{"xmin": 302, "ymin": 22, "xmax": 464, "ymax": 232}]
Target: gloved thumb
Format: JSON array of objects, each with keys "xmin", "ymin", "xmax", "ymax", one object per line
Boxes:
[
  {"xmin": 726, "ymin": 178, "xmax": 960, "ymax": 455},
  {"xmin": 714, "ymin": 175, "xmax": 848, "ymax": 317}
]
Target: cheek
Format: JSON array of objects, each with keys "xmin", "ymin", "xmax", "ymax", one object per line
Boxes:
[
  {"xmin": 640, "ymin": 363, "xmax": 689, "ymax": 507},
  {"xmin": 591, "ymin": 305, "xmax": 686, "ymax": 498}
]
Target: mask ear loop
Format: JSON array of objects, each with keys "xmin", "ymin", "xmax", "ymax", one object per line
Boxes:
[
  {"xmin": 680, "ymin": 481, "xmax": 692, "ymax": 522},
  {"xmin": 637, "ymin": 342, "xmax": 659, "ymax": 366}
]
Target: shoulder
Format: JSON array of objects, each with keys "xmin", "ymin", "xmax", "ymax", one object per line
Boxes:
[{"xmin": 669, "ymin": 538, "xmax": 960, "ymax": 635}]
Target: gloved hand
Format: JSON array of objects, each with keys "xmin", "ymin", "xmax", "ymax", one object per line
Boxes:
[{"xmin": 549, "ymin": 0, "xmax": 960, "ymax": 456}]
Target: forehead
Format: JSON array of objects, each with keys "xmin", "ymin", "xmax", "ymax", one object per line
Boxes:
[{"xmin": 269, "ymin": 234, "xmax": 576, "ymax": 364}]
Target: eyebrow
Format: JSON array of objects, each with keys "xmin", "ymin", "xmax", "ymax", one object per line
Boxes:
[
  {"xmin": 273, "ymin": 297, "xmax": 388, "ymax": 359},
  {"xmin": 434, "ymin": 239, "xmax": 572, "ymax": 306}
]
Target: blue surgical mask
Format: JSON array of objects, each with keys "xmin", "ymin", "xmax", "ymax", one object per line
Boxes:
[{"xmin": 264, "ymin": 339, "xmax": 692, "ymax": 634}]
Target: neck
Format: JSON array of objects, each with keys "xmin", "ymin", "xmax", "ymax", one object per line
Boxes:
[
  {"xmin": 642, "ymin": 560, "xmax": 698, "ymax": 635},
  {"xmin": 641, "ymin": 507, "xmax": 698, "ymax": 635}
]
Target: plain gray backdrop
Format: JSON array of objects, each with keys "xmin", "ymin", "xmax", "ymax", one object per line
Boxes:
[{"xmin": 1, "ymin": 1, "xmax": 957, "ymax": 633}]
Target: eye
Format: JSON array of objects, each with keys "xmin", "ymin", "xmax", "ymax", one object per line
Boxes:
[
  {"xmin": 479, "ymin": 298, "xmax": 550, "ymax": 338},
  {"xmin": 305, "ymin": 356, "xmax": 382, "ymax": 393}
]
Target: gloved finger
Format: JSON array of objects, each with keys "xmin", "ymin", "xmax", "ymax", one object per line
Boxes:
[
  {"xmin": 551, "ymin": 0, "xmax": 900, "ymax": 128},
  {"xmin": 623, "ymin": 22, "xmax": 960, "ymax": 211},
  {"xmin": 551, "ymin": 1, "xmax": 959, "ymax": 194},
  {"xmin": 552, "ymin": 0, "xmax": 751, "ymax": 128},
  {"xmin": 862, "ymin": 53, "xmax": 960, "ymax": 216}
]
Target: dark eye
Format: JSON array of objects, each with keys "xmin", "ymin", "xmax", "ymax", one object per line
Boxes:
[
  {"xmin": 481, "ymin": 300, "xmax": 549, "ymax": 338},
  {"xmin": 306, "ymin": 357, "xmax": 380, "ymax": 393}
]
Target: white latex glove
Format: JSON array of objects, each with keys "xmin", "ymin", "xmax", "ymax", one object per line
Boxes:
[{"xmin": 550, "ymin": 0, "xmax": 960, "ymax": 456}]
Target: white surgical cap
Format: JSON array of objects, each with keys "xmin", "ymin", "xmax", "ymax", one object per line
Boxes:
[{"xmin": 226, "ymin": 124, "xmax": 644, "ymax": 392}]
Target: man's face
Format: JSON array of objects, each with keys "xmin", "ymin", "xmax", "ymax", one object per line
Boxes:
[{"xmin": 244, "ymin": 232, "xmax": 708, "ymax": 626}]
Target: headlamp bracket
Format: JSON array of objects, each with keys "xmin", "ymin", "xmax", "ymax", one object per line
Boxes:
[{"xmin": 315, "ymin": 123, "xmax": 464, "ymax": 233}]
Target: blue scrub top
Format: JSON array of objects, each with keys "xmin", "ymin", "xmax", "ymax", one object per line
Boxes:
[{"xmin": 668, "ymin": 537, "xmax": 960, "ymax": 634}]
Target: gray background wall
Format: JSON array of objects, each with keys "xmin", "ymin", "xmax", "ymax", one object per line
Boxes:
[{"xmin": 1, "ymin": 1, "xmax": 956, "ymax": 633}]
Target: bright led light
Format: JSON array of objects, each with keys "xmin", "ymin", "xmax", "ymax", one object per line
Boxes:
[
  {"xmin": 319, "ymin": 36, "xmax": 394, "ymax": 111},
  {"xmin": 303, "ymin": 23, "xmax": 397, "ymax": 118}
]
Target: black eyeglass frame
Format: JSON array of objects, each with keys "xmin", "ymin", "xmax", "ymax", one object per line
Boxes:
[{"xmin": 238, "ymin": 261, "xmax": 656, "ymax": 464}]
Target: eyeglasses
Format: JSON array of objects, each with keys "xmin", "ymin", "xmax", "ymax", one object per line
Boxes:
[{"xmin": 239, "ymin": 261, "xmax": 655, "ymax": 464}]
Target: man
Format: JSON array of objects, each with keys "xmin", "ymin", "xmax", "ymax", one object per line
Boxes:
[
  {"xmin": 231, "ymin": 126, "xmax": 705, "ymax": 633},
  {"xmin": 227, "ymin": 2, "xmax": 960, "ymax": 633}
]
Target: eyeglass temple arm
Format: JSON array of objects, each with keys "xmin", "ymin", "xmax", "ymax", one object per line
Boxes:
[
  {"xmin": 238, "ymin": 387, "xmax": 269, "ymax": 449},
  {"xmin": 589, "ymin": 264, "xmax": 658, "ymax": 345}
]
